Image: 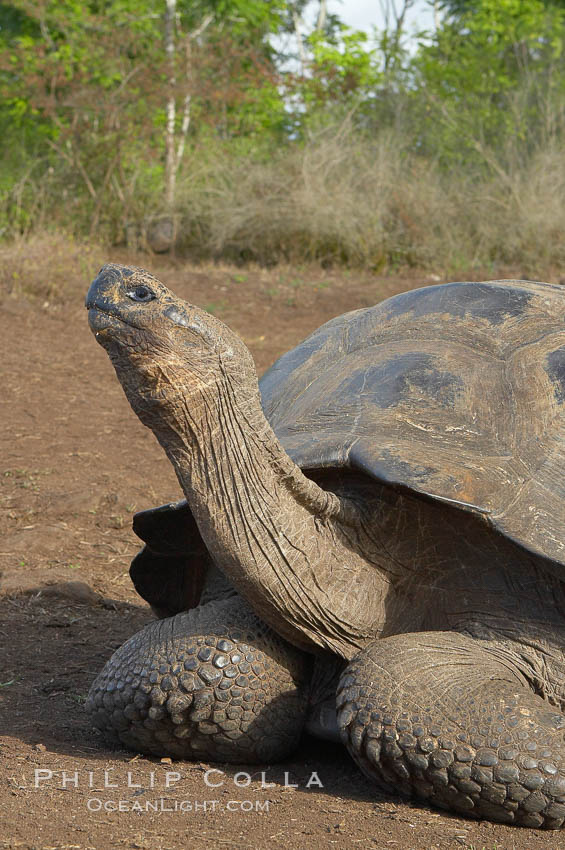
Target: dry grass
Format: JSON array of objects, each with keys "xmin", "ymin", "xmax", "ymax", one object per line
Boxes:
[
  {"xmin": 175, "ymin": 121, "xmax": 565, "ymax": 275},
  {"xmin": 0, "ymin": 232, "xmax": 106, "ymax": 302},
  {"xmin": 469, "ymin": 144, "xmax": 565, "ymax": 273},
  {"xmin": 3, "ymin": 122, "xmax": 565, "ymax": 278}
]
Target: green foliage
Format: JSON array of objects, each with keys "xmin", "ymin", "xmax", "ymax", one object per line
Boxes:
[
  {"xmin": 306, "ymin": 27, "xmax": 382, "ymax": 106},
  {"xmin": 413, "ymin": 0, "xmax": 565, "ymax": 166},
  {"xmin": 1, "ymin": 0, "xmax": 565, "ymax": 274},
  {"xmin": 0, "ymin": 0, "xmax": 291, "ymax": 238},
  {"xmin": 440, "ymin": 0, "xmax": 565, "ymax": 12}
]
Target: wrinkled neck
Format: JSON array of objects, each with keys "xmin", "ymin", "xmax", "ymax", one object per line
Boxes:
[
  {"xmin": 115, "ymin": 345, "xmax": 386, "ymax": 657},
  {"xmin": 141, "ymin": 369, "xmax": 377, "ymax": 656},
  {"xmin": 151, "ymin": 371, "xmax": 343, "ymax": 523}
]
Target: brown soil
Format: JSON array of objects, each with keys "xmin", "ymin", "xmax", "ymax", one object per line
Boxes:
[{"xmin": 0, "ymin": 255, "xmax": 560, "ymax": 850}]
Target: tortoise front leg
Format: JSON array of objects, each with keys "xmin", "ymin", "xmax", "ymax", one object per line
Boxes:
[
  {"xmin": 337, "ymin": 631, "xmax": 565, "ymax": 829},
  {"xmin": 87, "ymin": 595, "xmax": 311, "ymax": 763}
]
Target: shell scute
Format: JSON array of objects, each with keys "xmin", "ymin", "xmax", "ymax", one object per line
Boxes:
[{"xmin": 261, "ymin": 280, "xmax": 565, "ymax": 568}]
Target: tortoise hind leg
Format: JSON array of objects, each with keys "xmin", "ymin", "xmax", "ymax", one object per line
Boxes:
[
  {"xmin": 337, "ymin": 631, "xmax": 565, "ymax": 829},
  {"xmin": 87, "ymin": 595, "xmax": 311, "ymax": 763}
]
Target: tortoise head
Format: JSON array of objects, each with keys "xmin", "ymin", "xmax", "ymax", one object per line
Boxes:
[{"xmin": 85, "ymin": 264, "xmax": 257, "ymax": 431}]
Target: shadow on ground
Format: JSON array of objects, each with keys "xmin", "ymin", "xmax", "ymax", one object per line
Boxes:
[{"xmin": 0, "ymin": 588, "xmax": 378, "ymax": 801}]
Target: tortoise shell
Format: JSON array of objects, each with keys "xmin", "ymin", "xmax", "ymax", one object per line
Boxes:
[
  {"xmin": 261, "ymin": 280, "xmax": 565, "ymax": 569},
  {"xmin": 133, "ymin": 279, "xmax": 565, "ymax": 608}
]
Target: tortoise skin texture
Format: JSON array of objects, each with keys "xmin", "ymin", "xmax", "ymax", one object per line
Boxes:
[
  {"xmin": 85, "ymin": 266, "xmax": 565, "ymax": 829},
  {"xmin": 337, "ymin": 633, "xmax": 565, "ymax": 829},
  {"xmin": 87, "ymin": 595, "xmax": 311, "ymax": 763}
]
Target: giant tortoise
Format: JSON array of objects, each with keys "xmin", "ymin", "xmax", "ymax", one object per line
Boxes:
[{"xmin": 85, "ymin": 264, "xmax": 565, "ymax": 829}]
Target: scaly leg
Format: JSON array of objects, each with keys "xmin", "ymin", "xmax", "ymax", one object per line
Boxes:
[
  {"xmin": 337, "ymin": 631, "xmax": 565, "ymax": 828},
  {"xmin": 87, "ymin": 595, "xmax": 311, "ymax": 762}
]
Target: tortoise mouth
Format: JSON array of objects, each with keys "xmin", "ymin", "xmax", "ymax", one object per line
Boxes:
[
  {"xmin": 87, "ymin": 304, "xmax": 148, "ymax": 337},
  {"xmin": 87, "ymin": 306, "xmax": 130, "ymax": 333}
]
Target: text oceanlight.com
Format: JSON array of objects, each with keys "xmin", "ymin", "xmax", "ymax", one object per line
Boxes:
[
  {"xmin": 33, "ymin": 768, "xmax": 324, "ymax": 815},
  {"xmin": 86, "ymin": 798, "xmax": 271, "ymax": 813}
]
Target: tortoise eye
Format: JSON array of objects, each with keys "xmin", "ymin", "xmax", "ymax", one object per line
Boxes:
[{"xmin": 127, "ymin": 285, "xmax": 155, "ymax": 303}]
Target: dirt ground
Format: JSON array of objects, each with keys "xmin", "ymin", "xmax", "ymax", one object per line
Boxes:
[{"xmin": 1, "ymin": 255, "xmax": 562, "ymax": 850}]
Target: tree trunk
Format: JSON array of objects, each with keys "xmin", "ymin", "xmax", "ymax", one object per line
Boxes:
[
  {"xmin": 164, "ymin": 0, "xmax": 176, "ymax": 211},
  {"xmin": 316, "ymin": 0, "xmax": 327, "ymax": 32}
]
